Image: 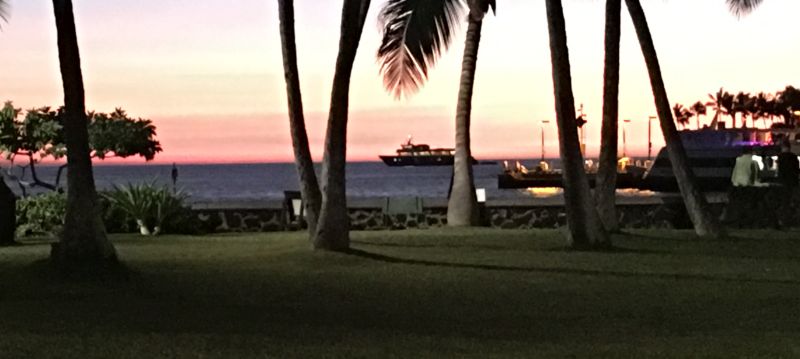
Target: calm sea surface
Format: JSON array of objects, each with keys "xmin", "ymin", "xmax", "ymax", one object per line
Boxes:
[
  {"xmin": 7, "ymin": 160, "xmax": 661, "ymax": 203},
  {"xmin": 8, "ymin": 162, "xmax": 514, "ymax": 202}
]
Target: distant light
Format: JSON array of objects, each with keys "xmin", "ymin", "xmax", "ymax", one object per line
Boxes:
[
  {"xmin": 475, "ymin": 188, "xmax": 486, "ymax": 203},
  {"xmin": 525, "ymin": 187, "xmax": 562, "ymax": 197},
  {"xmin": 793, "ymin": 111, "xmax": 800, "ymax": 116}
]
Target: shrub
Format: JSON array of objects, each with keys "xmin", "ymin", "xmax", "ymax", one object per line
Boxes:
[
  {"xmin": 102, "ymin": 182, "xmax": 198, "ymax": 236},
  {"xmin": 15, "ymin": 191, "xmax": 66, "ymax": 238}
]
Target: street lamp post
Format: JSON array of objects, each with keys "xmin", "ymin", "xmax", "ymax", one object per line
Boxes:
[
  {"xmin": 648, "ymin": 116, "xmax": 657, "ymax": 161},
  {"xmin": 541, "ymin": 120, "xmax": 550, "ymax": 163},
  {"xmin": 623, "ymin": 119, "xmax": 631, "ymax": 158}
]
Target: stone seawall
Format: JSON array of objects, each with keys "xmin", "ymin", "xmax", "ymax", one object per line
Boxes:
[{"xmin": 190, "ymin": 194, "xmax": 760, "ymax": 233}]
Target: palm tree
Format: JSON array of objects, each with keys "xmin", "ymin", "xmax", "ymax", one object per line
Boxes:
[
  {"xmin": 777, "ymin": 85, "xmax": 800, "ymax": 127},
  {"xmin": 545, "ymin": 0, "xmax": 609, "ymax": 249},
  {"xmin": 50, "ymin": 0, "xmax": 118, "ymax": 266},
  {"xmin": 672, "ymin": 103, "xmax": 692, "ymax": 129},
  {"xmin": 376, "ymin": 0, "xmax": 496, "ymax": 227},
  {"xmin": 595, "ymin": 0, "xmax": 622, "ymax": 232},
  {"xmin": 754, "ymin": 92, "xmax": 773, "ymax": 128},
  {"xmin": 690, "ymin": 101, "xmax": 707, "ymax": 129},
  {"xmin": 313, "ymin": 0, "xmax": 371, "ymax": 251},
  {"xmin": 706, "ymin": 88, "xmax": 734, "ymax": 129},
  {"xmin": 726, "ymin": 0, "xmax": 764, "ymax": 16},
  {"xmin": 277, "ymin": 0, "xmax": 323, "ymax": 239},
  {"xmin": 377, "ymin": 0, "xmax": 465, "ymax": 98},
  {"xmin": 0, "ymin": 1, "xmax": 15, "ymax": 246},
  {"xmin": 733, "ymin": 91, "xmax": 752, "ymax": 128},
  {"xmin": 624, "ymin": 0, "xmax": 723, "ymax": 238},
  {"xmin": 445, "ymin": 0, "xmax": 496, "ymax": 227},
  {"xmin": 0, "ymin": 1, "xmax": 8, "ymax": 27}
]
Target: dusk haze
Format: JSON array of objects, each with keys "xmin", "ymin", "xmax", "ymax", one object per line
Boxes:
[{"xmin": 1, "ymin": 0, "xmax": 797, "ymax": 163}]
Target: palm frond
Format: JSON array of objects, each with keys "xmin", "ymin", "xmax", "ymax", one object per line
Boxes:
[
  {"xmin": 377, "ymin": 0, "xmax": 465, "ymax": 99},
  {"xmin": 726, "ymin": 0, "xmax": 764, "ymax": 17},
  {"xmin": 0, "ymin": 1, "xmax": 9, "ymax": 29}
]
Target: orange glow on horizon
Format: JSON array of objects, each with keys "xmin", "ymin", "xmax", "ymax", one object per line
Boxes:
[{"xmin": 0, "ymin": 1, "xmax": 798, "ymax": 164}]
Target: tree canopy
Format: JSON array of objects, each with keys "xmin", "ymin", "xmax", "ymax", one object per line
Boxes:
[{"xmin": 0, "ymin": 101, "xmax": 161, "ymax": 191}]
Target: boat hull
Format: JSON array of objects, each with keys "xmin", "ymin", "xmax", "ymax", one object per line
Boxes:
[{"xmin": 380, "ymin": 155, "xmax": 477, "ymax": 167}]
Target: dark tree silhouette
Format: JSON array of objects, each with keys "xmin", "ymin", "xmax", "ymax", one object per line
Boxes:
[
  {"xmin": 50, "ymin": 0, "xmax": 117, "ymax": 268},
  {"xmin": 726, "ymin": 0, "xmax": 764, "ymax": 16},
  {"xmin": 625, "ymin": 0, "xmax": 723, "ymax": 238},
  {"xmin": 596, "ymin": 0, "xmax": 622, "ymax": 232},
  {"xmin": 278, "ymin": 0, "xmax": 322, "ymax": 239},
  {"xmin": 690, "ymin": 101, "xmax": 707, "ymax": 129},
  {"xmin": 545, "ymin": 0, "xmax": 609, "ymax": 249},
  {"xmin": 314, "ymin": 0, "xmax": 371, "ymax": 251},
  {"xmin": 377, "ymin": 0, "xmax": 496, "ymax": 227}
]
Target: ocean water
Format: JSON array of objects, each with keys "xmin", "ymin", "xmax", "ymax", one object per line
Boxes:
[{"xmin": 7, "ymin": 161, "xmax": 539, "ymax": 203}]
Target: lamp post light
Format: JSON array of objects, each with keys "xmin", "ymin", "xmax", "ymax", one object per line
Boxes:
[
  {"xmin": 623, "ymin": 119, "xmax": 631, "ymax": 158},
  {"xmin": 541, "ymin": 120, "xmax": 550, "ymax": 163},
  {"xmin": 648, "ymin": 116, "xmax": 657, "ymax": 161}
]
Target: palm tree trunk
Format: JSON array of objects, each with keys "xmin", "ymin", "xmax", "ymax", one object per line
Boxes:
[
  {"xmin": 278, "ymin": 0, "xmax": 322, "ymax": 238},
  {"xmin": 545, "ymin": 0, "xmax": 610, "ymax": 249},
  {"xmin": 0, "ymin": 177, "xmax": 15, "ymax": 246},
  {"xmin": 596, "ymin": 0, "xmax": 622, "ymax": 232},
  {"xmin": 446, "ymin": 15, "xmax": 482, "ymax": 227},
  {"xmin": 314, "ymin": 0, "xmax": 371, "ymax": 251},
  {"xmin": 50, "ymin": 0, "xmax": 117, "ymax": 266},
  {"xmin": 625, "ymin": 0, "xmax": 723, "ymax": 238}
]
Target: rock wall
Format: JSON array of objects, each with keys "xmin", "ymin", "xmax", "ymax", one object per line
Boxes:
[{"xmin": 194, "ymin": 201, "xmax": 735, "ymax": 233}]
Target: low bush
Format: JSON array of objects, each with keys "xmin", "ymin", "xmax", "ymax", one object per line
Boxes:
[
  {"xmin": 102, "ymin": 182, "xmax": 200, "ymax": 236},
  {"xmin": 15, "ymin": 191, "xmax": 66, "ymax": 238}
]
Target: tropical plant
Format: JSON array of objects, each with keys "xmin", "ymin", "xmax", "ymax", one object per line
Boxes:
[
  {"xmin": 777, "ymin": 85, "xmax": 800, "ymax": 126},
  {"xmin": 625, "ymin": 0, "xmax": 723, "ymax": 238},
  {"xmin": 690, "ymin": 101, "xmax": 707, "ymax": 129},
  {"xmin": 672, "ymin": 103, "xmax": 692, "ymax": 129},
  {"xmin": 277, "ymin": 0, "xmax": 322, "ymax": 240},
  {"xmin": 0, "ymin": 0, "xmax": 8, "ymax": 28},
  {"xmin": 595, "ymin": 0, "xmax": 622, "ymax": 232},
  {"xmin": 726, "ymin": 0, "xmax": 764, "ymax": 16},
  {"xmin": 706, "ymin": 88, "xmax": 734, "ymax": 129},
  {"xmin": 733, "ymin": 91, "xmax": 753, "ymax": 128},
  {"xmin": 102, "ymin": 182, "xmax": 188, "ymax": 236},
  {"xmin": 0, "ymin": 102, "xmax": 161, "ymax": 193},
  {"xmin": 376, "ymin": 0, "xmax": 496, "ymax": 227},
  {"xmin": 50, "ymin": 0, "xmax": 118, "ymax": 266},
  {"xmin": 313, "ymin": 0, "xmax": 371, "ymax": 251},
  {"xmin": 545, "ymin": 0, "xmax": 609, "ymax": 248},
  {"xmin": 15, "ymin": 191, "xmax": 67, "ymax": 238}
]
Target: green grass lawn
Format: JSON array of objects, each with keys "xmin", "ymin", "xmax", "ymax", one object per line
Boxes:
[{"xmin": 1, "ymin": 229, "xmax": 799, "ymax": 358}]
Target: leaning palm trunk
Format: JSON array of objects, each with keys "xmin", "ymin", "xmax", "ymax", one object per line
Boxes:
[
  {"xmin": 545, "ymin": 0, "xmax": 609, "ymax": 249},
  {"xmin": 314, "ymin": 0, "xmax": 371, "ymax": 251},
  {"xmin": 278, "ymin": 0, "xmax": 322, "ymax": 238},
  {"xmin": 625, "ymin": 0, "xmax": 723, "ymax": 238},
  {"xmin": 446, "ymin": 15, "xmax": 483, "ymax": 227},
  {"xmin": 50, "ymin": 0, "xmax": 117, "ymax": 265},
  {"xmin": 595, "ymin": 0, "xmax": 622, "ymax": 232}
]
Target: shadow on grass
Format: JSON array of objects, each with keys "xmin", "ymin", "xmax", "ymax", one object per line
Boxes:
[
  {"xmin": 351, "ymin": 240, "xmax": 544, "ymax": 252},
  {"xmin": 539, "ymin": 245, "xmax": 667, "ymax": 255},
  {"xmin": 345, "ymin": 248, "xmax": 800, "ymax": 286},
  {"xmin": 353, "ymin": 239, "xmax": 668, "ymax": 256},
  {"xmin": 23, "ymin": 258, "xmax": 134, "ymax": 284}
]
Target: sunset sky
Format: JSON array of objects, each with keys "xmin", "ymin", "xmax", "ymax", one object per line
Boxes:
[{"xmin": 0, "ymin": 0, "xmax": 798, "ymax": 163}]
